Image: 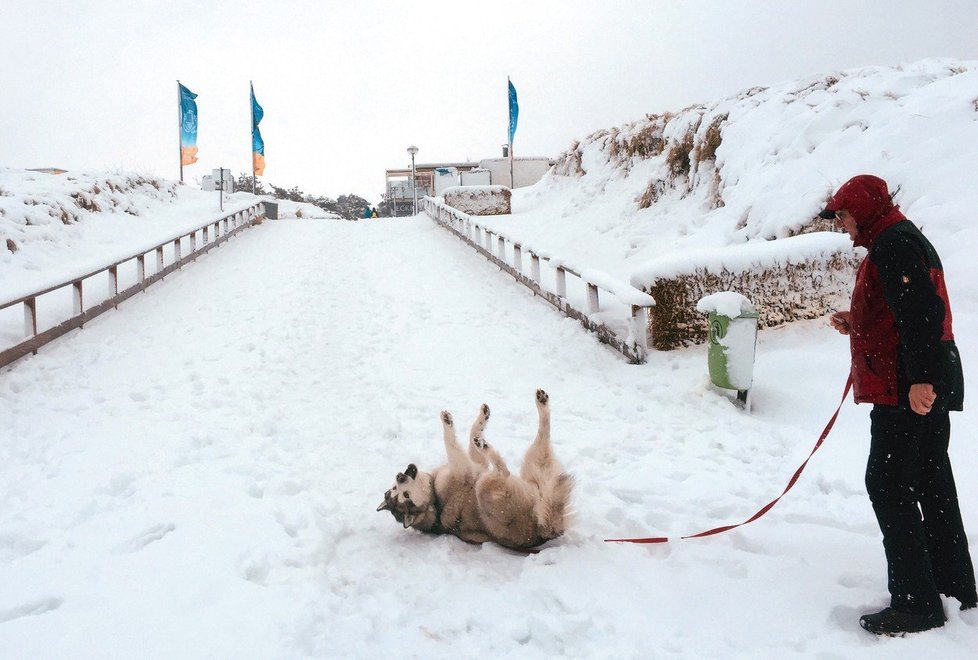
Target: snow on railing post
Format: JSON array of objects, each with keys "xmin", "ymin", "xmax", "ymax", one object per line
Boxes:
[
  {"xmin": 513, "ymin": 244, "xmax": 523, "ymax": 273},
  {"xmin": 630, "ymin": 305, "xmax": 649, "ymax": 354},
  {"xmin": 190, "ymin": 230, "xmax": 197, "ymax": 255},
  {"xmin": 174, "ymin": 238, "xmax": 182, "ymax": 262},
  {"xmin": 556, "ymin": 267, "xmax": 567, "ymax": 298},
  {"xmin": 203, "ymin": 225, "xmax": 209, "ymax": 245},
  {"xmin": 586, "ymin": 283, "xmax": 600, "ymax": 314},
  {"xmin": 137, "ymin": 254, "xmax": 146, "ymax": 285},
  {"xmin": 485, "ymin": 230, "xmax": 493, "ymax": 252},
  {"xmin": 156, "ymin": 246, "xmax": 164, "ymax": 275},
  {"xmin": 474, "ymin": 225, "xmax": 482, "ymax": 245},
  {"xmin": 531, "ymin": 253, "xmax": 541, "ymax": 283},
  {"xmin": 72, "ymin": 280, "xmax": 83, "ymax": 317},
  {"xmin": 497, "ymin": 235, "xmax": 506, "ymax": 260},
  {"xmin": 24, "ymin": 297, "xmax": 37, "ymax": 340},
  {"xmin": 108, "ymin": 265, "xmax": 119, "ymax": 307}
]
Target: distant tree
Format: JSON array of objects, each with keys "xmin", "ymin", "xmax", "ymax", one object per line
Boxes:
[
  {"xmin": 334, "ymin": 194, "xmax": 371, "ymax": 221},
  {"xmin": 237, "ymin": 173, "xmax": 371, "ymax": 220},
  {"xmin": 234, "ymin": 173, "xmax": 266, "ymax": 195}
]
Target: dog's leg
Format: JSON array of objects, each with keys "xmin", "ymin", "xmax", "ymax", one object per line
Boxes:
[
  {"xmin": 468, "ymin": 403, "xmax": 491, "ymax": 467},
  {"xmin": 484, "ymin": 446, "xmax": 511, "ymax": 477},
  {"xmin": 440, "ymin": 410, "xmax": 470, "ymax": 472},
  {"xmin": 521, "ymin": 389, "xmax": 555, "ymax": 477}
]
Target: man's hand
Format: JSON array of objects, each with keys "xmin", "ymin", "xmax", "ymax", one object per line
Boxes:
[
  {"xmin": 830, "ymin": 311, "xmax": 851, "ymax": 335},
  {"xmin": 909, "ymin": 383, "xmax": 937, "ymax": 415}
]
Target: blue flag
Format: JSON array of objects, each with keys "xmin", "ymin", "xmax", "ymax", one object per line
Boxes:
[
  {"xmin": 251, "ymin": 82, "xmax": 265, "ymax": 176},
  {"xmin": 508, "ymin": 78, "xmax": 519, "ymax": 147},
  {"xmin": 178, "ymin": 83, "xmax": 198, "ymax": 165}
]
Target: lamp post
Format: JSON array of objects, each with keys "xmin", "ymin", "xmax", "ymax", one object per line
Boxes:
[{"xmin": 407, "ymin": 144, "xmax": 419, "ymax": 216}]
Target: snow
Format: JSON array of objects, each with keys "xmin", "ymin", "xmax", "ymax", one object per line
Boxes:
[
  {"xmin": 697, "ymin": 291, "xmax": 756, "ymax": 319},
  {"xmin": 3, "ymin": 58, "xmax": 978, "ymax": 658}
]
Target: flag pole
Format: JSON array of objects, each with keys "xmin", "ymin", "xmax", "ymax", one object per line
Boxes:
[
  {"xmin": 508, "ymin": 77, "xmax": 515, "ymax": 189},
  {"xmin": 250, "ymin": 80, "xmax": 256, "ymax": 194},
  {"xmin": 177, "ymin": 80, "xmax": 183, "ymax": 184}
]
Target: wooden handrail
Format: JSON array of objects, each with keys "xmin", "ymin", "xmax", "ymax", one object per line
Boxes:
[
  {"xmin": 1, "ymin": 202, "xmax": 265, "ymax": 369},
  {"xmin": 423, "ymin": 197, "xmax": 654, "ymax": 364}
]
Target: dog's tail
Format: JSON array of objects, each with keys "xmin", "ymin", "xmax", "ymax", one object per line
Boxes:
[{"xmin": 538, "ymin": 472, "xmax": 574, "ymax": 540}]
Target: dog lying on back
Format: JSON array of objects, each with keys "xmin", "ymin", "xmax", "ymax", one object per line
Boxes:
[{"xmin": 377, "ymin": 389, "xmax": 573, "ymax": 551}]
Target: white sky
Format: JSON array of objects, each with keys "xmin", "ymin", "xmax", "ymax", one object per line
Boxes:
[{"xmin": 3, "ymin": 0, "xmax": 977, "ymax": 203}]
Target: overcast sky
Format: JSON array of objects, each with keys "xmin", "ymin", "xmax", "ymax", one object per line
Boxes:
[{"xmin": 3, "ymin": 0, "xmax": 977, "ymax": 203}]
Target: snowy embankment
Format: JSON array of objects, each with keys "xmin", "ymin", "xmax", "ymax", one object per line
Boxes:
[{"xmin": 478, "ymin": 58, "xmax": 978, "ymax": 310}]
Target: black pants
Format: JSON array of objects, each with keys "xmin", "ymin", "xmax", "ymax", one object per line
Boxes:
[{"xmin": 866, "ymin": 405, "xmax": 977, "ymax": 614}]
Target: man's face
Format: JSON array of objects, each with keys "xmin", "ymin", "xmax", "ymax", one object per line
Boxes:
[{"xmin": 835, "ymin": 209, "xmax": 857, "ymax": 241}]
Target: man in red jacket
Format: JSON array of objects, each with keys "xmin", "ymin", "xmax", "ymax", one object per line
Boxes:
[{"xmin": 823, "ymin": 174, "xmax": 976, "ymax": 635}]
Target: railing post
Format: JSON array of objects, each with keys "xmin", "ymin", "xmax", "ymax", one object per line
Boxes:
[
  {"xmin": 630, "ymin": 305, "xmax": 650, "ymax": 354},
  {"xmin": 137, "ymin": 254, "xmax": 146, "ymax": 286},
  {"xmin": 556, "ymin": 267, "xmax": 567, "ymax": 298},
  {"xmin": 156, "ymin": 246, "xmax": 164, "ymax": 274},
  {"xmin": 108, "ymin": 265, "xmax": 119, "ymax": 307},
  {"xmin": 531, "ymin": 253, "xmax": 541, "ymax": 283},
  {"xmin": 475, "ymin": 225, "xmax": 482, "ymax": 245},
  {"xmin": 497, "ymin": 236, "xmax": 505, "ymax": 260},
  {"xmin": 190, "ymin": 230, "xmax": 197, "ymax": 259},
  {"xmin": 586, "ymin": 283, "xmax": 600, "ymax": 314},
  {"xmin": 174, "ymin": 238, "xmax": 182, "ymax": 262},
  {"xmin": 513, "ymin": 244, "xmax": 523, "ymax": 274},
  {"xmin": 23, "ymin": 297, "xmax": 38, "ymax": 340},
  {"xmin": 485, "ymin": 230, "xmax": 493, "ymax": 252},
  {"xmin": 73, "ymin": 280, "xmax": 83, "ymax": 320},
  {"xmin": 203, "ymin": 225, "xmax": 209, "ymax": 245}
]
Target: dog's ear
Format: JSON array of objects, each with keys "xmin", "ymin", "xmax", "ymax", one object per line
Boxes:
[
  {"xmin": 402, "ymin": 512, "xmax": 418, "ymax": 528},
  {"xmin": 377, "ymin": 500, "xmax": 390, "ymax": 512},
  {"xmin": 405, "ymin": 464, "xmax": 418, "ymax": 479}
]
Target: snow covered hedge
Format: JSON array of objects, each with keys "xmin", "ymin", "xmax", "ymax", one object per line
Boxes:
[
  {"xmin": 630, "ymin": 232, "xmax": 861, "ymax": 350},
  {"xmin": 443, "ymin": 185, "xmax": 512, "ymax": 216}
]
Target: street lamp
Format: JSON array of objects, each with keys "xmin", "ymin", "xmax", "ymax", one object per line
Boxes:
[{"xmin": 407, "ymin": 144, "xmax": 419, "ymax": 216}]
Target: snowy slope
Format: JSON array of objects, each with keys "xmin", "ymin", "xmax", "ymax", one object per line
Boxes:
[{"xmin": 478, "ymin": 58, "xmax": 978, "ymax": 304}]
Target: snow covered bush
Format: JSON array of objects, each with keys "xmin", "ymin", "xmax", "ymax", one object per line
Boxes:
[
  {"xmin": 443, "ymin": 185, "xmax": 512, "ymax": 216},
  {"xmin": 631, "ymin": 233, "xmax": 860, "ymax": 349}
]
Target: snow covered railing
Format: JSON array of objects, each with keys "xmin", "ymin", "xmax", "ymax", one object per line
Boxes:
[
  {"xmin": 0, "ymin": 202, "xmax": 265, "ymax": 369},
  {"xmin": 423, "ymin": 197, "xmax": 654, "ymax": 364}
]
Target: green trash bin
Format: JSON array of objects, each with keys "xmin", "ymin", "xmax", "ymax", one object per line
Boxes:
[
  {"xmin": 707, "ymin": 308, "xmax": 759, "ymax": 390},
  {"xmin": 698, "ymin": 292, "xmax": 759, "ymax": 406}
]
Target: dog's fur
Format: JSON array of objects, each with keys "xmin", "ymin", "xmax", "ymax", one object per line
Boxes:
[{"xmin": 377, "ymin": 389, "xmax": 573, "ymax": 550}]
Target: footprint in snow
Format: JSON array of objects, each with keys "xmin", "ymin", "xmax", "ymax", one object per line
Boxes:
[
  {"xmin": 113, "ymin": 523, "xmax": 176, "ymax": 554},
  {"xmin": 0, "ymin": 597, "xmax": 63, "ymax": 624}
]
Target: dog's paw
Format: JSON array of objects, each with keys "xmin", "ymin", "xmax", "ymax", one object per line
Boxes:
[
  {"xmin": 536, "ymin": 389, "xmax": 549, "ymax": 405},
  {"xmin": 441, "ymin": 410, "xmax": 453, "ymax": 426},
  {"xmin": 473, "ymin": 435, "xmax": 489, "ymax": 450},
  {"xmin": 480, "ymin": 403, "xmax": 490, "ymax": 419}
]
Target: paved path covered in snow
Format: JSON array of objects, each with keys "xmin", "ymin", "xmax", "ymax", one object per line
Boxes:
[{"xmin": 2, "ymin": 218, "xmax": 976, "ymax": 658}]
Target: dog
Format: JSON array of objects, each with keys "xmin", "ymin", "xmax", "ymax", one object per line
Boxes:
[{"xmin": 377, "ymin": 389, "xmax": 573, "ymax": 551}]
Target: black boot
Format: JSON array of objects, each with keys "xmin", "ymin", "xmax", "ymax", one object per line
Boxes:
[{"xmin": 859, "ymin": 607, "xmax": 945, "ymax": 636}]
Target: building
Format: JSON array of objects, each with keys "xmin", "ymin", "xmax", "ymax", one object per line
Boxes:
[{"xmin": 384, "ymin": 155, "xmax": 555, "ymax": 217}]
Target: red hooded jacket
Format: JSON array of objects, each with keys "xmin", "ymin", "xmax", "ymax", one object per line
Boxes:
[{"xmin": 825, "ymin": 175, "xmax": 963, "ymax": 409}]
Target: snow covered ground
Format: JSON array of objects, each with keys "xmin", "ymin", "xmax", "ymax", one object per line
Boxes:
[
  {"xmin": 2, "ymin": 58, "xmax": 978, "ymax": 657},
  {"xmin": 2, "ymin": 215, "xmax": 976, "ymax": 658}
]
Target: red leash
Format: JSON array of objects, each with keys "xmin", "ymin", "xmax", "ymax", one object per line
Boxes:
[{"xmin": 606, "ymin": 376, "xmax": 853, "ymax": 544}]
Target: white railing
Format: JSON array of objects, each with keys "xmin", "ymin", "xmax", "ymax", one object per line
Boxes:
[
  {"xmin": 423, "ymin": 197, "xmax": 654, "ymax": 364},
  {"xmin": 0, "ymin": 202, "xmax": 265, "ymax": 369}
]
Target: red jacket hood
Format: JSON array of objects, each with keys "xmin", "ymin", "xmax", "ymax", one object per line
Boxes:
[{"xmin": 825, "ymin": 174, "xmax": 906, "ymax": 247}]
